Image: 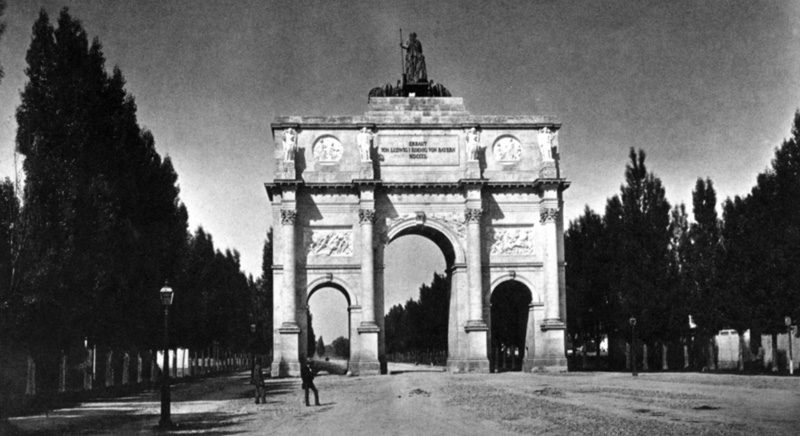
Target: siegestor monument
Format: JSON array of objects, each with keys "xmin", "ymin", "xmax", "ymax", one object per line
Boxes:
[{"xmin": 265, "ymin": 34, "xmax": 568, "ymax": 376}]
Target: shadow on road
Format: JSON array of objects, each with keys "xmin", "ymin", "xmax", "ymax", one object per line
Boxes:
[{"xmin": 3, "ymin": 411, "xmax": 249, "ymax": 436}]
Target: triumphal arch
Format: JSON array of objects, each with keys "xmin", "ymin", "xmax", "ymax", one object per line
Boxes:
[{"xmin": 266, "ymin": 47, "xmax": 569, "ymax": 376}]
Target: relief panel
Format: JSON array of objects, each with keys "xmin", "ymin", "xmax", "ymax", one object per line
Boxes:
[
  {"xmin": 486, "ymin": 227, "xmax": 535, "ymax": 255},
  {"xmin": 304, "ymin": 228, "xmax": 353, "ymax": 257}
]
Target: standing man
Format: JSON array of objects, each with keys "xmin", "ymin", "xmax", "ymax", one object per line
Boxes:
[
  {"xmin": 251, "ymin": 358, "xmax": 266, "ymax": 404},
  {"xmin": 301, "ymin": 358, "xmax": 321, "ymax": 407}
]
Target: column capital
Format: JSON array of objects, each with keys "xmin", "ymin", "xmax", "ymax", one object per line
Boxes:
[
  {"xmin": 465, "ymin": 208, "xmax": 483, "ymax": 223},
  {"xmin": 539, "ymin": 207, "xmax": 558, "ymax": 224},
  {"xmin": 280, "ymin": 209, "xmax": 297, "ymax": 225},
  {"xmin": 358, "ymin": 209, "xmax": 376, "ymax": 224}
]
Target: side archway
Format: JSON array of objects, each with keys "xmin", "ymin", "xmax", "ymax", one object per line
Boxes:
[
  {"xmin": 489, "ymin": 280, "xmax": 533, "ymax": 372},
  {"xmin": 306, "ymin": 279, "xmax": 354, "ymax": 373}
]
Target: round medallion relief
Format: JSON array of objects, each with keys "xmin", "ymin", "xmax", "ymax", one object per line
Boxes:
[
  {"xmin": 493, "ymin": 136, "xmax": 522, "ymax": 162},
  {"xmin": 313, "ymin": 136, "xmax": 343, "ymax": 162}
]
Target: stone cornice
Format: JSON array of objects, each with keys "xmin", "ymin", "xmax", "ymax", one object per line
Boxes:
[
  {"xmin": 272, "ymin": 121, "xmax": 562, "ymax": 131},
  {"xmin": 265, "ymin": 179, "xmax": 571, "ymax": 199}
]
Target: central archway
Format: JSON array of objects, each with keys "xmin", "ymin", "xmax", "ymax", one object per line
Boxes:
[{"xmin": 376, "ymin": 216, "xmax": 468, "ymax": 373}]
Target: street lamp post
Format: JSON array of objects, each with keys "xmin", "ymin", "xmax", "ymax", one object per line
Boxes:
[
  {"xmin": 159, "ymin": 281, "xmax": 174, "ymax": 429},
  {"xmin": 630, "ymin": 317, "xmax": 637, "ymax": 377},
  {"xmin": 786, "ymin": 316, "xmax": 793, "ymax": 376}
]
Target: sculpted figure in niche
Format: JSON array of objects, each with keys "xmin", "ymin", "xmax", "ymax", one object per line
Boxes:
[
  {"xmin": 283, "ymin": 128, "xmax": 297, "ymax": 162},
  {"xmin": 400, "ymin": 33, "xmax": 427, "ymax": 83},
  {"xmin": 538, "ymin": 127, "xmax": 558, "ymax": 161},
  {"xmin": 465, "ymin": 127, "xmax": 481, "ymax": 161},
  {"xmin": 357, "ymin": 127, "xmax": 374, "ymax": 161}
]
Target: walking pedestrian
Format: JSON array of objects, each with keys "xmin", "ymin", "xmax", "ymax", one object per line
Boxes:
[
  {"xmin": 251, "ymin": 358, "xmax": 266, "ymax": 404},
  {"xmin": 301, "ymin": 358, "xmax": 320, "ymax": 406}
]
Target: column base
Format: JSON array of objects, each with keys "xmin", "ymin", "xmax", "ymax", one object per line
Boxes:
[
  {"xmin": 357, "ymin": 322, "xmax": 380, "ymax": 333},
  {"xmin": 527, "ymin": 320, "xmax": 567, "ymax": 373},
  {"xmin": 522, "ymin": 357, "xmax": 568, "ymax": 373},
  {"xmin": 278, "ymin": 323, "xmax": 301, "ymax": 334},
  {"xmin": 447, "ymin": 358, "xmax": 490, "ymax": 373},
  {"xmin": 349, "ymin": 360, "xmax": 381, "ymax": 376},
  {"xmin": 271, "ymin": 360, "xmax": 301, "ymax": 378},
  {"xmin": 272, "ymin": 324, "xmax": 301, "ymax": 377},
  {"xmin": 465, "ymin": 320, "xmax": 488, "ymax": 331}
]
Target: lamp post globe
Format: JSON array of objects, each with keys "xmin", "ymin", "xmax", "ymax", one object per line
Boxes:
[{"xmin": 159, "ymin": 281, "xmax": 174, "ymax": 429}]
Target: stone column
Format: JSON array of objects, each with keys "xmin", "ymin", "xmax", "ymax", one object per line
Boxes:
[
  {"xmin": 541, "ymin": 206, "xmax": 560, "ymax": 323},
  {"xmin": 533, "ymin": 189, "xmax": 567, "ymax": 371},
  {"xmin": 461, "ymin": 205, "xmax": 489, "ymax": 372},
  {"xmin": 281, "ymin": 209, "xmax": 298, "ymax": 329},
  {"xmin": 465, "ymin": 208, "xmax": 484, "ymax": 324},
  {"xmin": 274, "ymin": 207, "xmax": 301, "ymax": 377},
  {"xmin": 359, "ymin": 209, "xmax": 377, "ymax": 328},
  {"xmin": 354, "ymin": 207, "xmax": 380, "ymax": 375}
]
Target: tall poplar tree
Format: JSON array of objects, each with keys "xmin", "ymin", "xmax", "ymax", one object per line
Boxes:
[
  {"xmin": 15, "ymin": 9, "xmax": 188, "ymax": 356},
  {"xmin": 565, "ymin": 206, "xmax": 610, "ymax": 366},
  {"xmin": 685, "ymin": 179, "xmax": 723, "ymax": 369},
  {"xmin": 608, "ymin": 149, "xmax": 672, "ymax": 368}
]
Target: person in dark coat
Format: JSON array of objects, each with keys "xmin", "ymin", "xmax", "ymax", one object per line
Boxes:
[
  {"xmin": 301, "ymin": 358, "xmax": 320, "ymax": 406},
  {"xmin": 251, "ymin": 358, "xmax": 266, "ymax": 404}
]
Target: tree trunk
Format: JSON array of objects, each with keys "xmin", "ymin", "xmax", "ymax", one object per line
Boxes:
[
  {"xmin": 60, "ymin": 352, "xmax": 67, "ymax": 392},
  {"xmin": 84, "ymin": 346, "xmax": 93, "ymax": 390},
  {"xmin": 136, "ymin": 353, "xmax": 143, "ymax": 383},
  {"xmin": 683, "ymin": 340, "xmax": 690, "ymax": 369},
  {"xmin": 151, "ymin": 350, "xmax": 158, "ymax": 383},
  {"xmin": 172, "ymin": 348, "xmax": 178, "ymax": 378},
  {"xmin": 596, "ymin": 332, "xmax": 602, "ymax": 370},
  {"xmin": 26, "ymin": 355, "xmax": 36, "ymax": 395},
  {"xmin": 642, "ymin": 343, "xmax": 649, "ymax": 371},
  {"xmin": 706, "ymin": 337, "xmax": 715, "ymax": 371},
  {"xmin": 581, "ymin": 342, "xmax": 587, "ymax": 369},
  {"xmin": 122, "ymin": 351, "xmax": 130, "ymax": 385},
  {"xmin": 662, "ymin": 342, "xmax": 668, "ymax": 370},
  {"xmin": 771, "ymin": 333, "xmax": 779, "ymax": 373},
  {"xmin": 625, "ymin": 342, "xmax": 631, "ymax": 370},
  {"xmin": 105, "ymin": 349, "xmax": 114, "ymax": 387},
  {"xmin": 737, "ymin": 331, "xmax": 745, "ymax": 371}
]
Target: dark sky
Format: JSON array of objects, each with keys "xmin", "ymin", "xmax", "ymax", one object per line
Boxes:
[{"xmin": 1, "ymin": 0, "xmax": 799, "ymax": 338}]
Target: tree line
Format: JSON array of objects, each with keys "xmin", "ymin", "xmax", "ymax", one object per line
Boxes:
[
  {"xmin": 0, "ymin": 8, "xmax": 273, "ymax": 391},
  {"xmin": 566, "ymin": 113, "xmax": 800, "ymax": 371}
]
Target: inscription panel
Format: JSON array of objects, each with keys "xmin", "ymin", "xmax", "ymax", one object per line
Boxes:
[{"xmin": 377, "ymin": 134, "xmax": 459, "ymax": 166}]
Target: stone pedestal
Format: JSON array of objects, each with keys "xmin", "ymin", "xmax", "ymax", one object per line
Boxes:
[
  {"xmin": 531, "ymin": 323, "xmax": 567, "ymax": 371},
  {"xmin": 465, "ymin": 160, "xmax": 480, "ymax": 179},
  {"xmin": 352, "ymin": 325, "xmax": 381, "ymax": 375},
  {"xmin": 359, "ymin": 161, "xmax": 374, "ymax": 179},
  {"xmin": 278, "ymin": 161, "xmax": 295, "ymax": 179},
  {"xmin": 272, "ymin": 326, "xmax": 301, "ymax": 377}
]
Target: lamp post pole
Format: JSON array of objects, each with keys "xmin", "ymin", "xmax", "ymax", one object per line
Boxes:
[
  {"xmin": 159, "ymin": 281, "xmax": 174, "ymax": 429},
  {"xmin": 786, "ymin": 316, "xmax": 793, "ymax": 376},
  {"xmin": 630, "ymin": 317, "xmax": 637, "ymax": 377}
]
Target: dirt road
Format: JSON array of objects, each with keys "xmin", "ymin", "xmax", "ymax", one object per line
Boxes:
[{"xmin": 5, "ymin": 365, "xmax": 800, "ymax": 435}]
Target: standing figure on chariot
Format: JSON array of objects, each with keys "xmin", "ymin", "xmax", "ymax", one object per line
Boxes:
[{"xmin": 400, "ymin": 32, "xmax": 428, "ymax": 83}]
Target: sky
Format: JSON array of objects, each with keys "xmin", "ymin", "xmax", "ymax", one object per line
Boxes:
[{"xmin": 1, "ymin": 1, "xmax": 799, "ymax": 340}]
